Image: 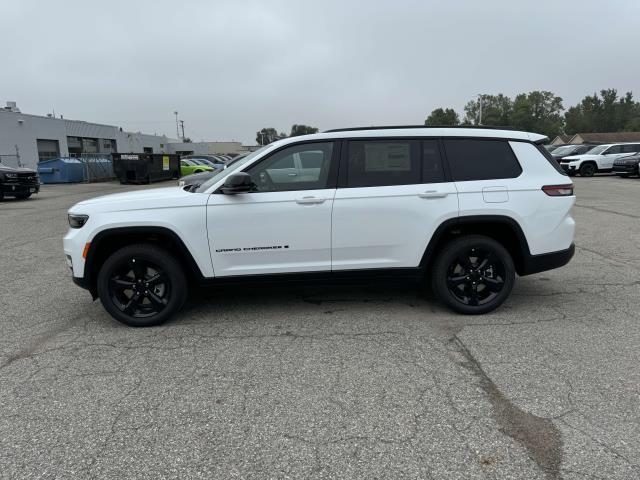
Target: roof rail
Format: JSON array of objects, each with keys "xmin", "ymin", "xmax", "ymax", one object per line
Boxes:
[{"xmin": 324, "ymin": 125, "xmax": 520, "ymax": 133}]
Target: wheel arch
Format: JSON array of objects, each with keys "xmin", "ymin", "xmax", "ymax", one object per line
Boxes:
[
  {"xmin": 420, "ymin": 215, "xmax": 531, "ymax": 276},
  {"xmin": 84, "ymin": 226, "xmax": 204, "ymax": 296}
]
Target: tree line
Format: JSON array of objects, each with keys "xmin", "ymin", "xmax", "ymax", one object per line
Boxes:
[
  {"xmin": 256, "ymin": 124, "xmax": 319, "ymax": 145},
  {"xmin": 425, "ymin": 89, "xmax": 640, "ymax": 138}
]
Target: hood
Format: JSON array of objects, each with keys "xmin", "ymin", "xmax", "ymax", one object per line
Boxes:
[
  {"xmin": 70, "ymin": 186, "xmax": 206, "ymax": 214},
  {"xmin": 562, "ymin": 154, "xmax": 600, "ymax": 161},
  {"xmin": 0, "ymin": 164, "xmax": 37, "ymax": 173}
]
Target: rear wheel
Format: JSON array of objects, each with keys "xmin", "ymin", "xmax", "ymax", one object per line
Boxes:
[
  {"xmin": 14, "ymin": 192, "xmax": 32, "ymax": 199},
  {"xmin": 579, "ymin": 163, "xmax": 596, "ymax": 177},
  {"xmin": 431, "ymin": 235, "xmax": 515, "ymax": 315},
  {"xmin": 97, "ymin": 244, "xmax": 187, "ymax": 327}
]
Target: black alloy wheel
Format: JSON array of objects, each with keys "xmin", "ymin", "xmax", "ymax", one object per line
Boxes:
[
  {"xmin": 579, "ymin": 163, "xmax": 596, "ymax": 177},
  {"xmin": 432, "ymin": 235, "xmax": 515, "ymax": 314},
  {"xmin": 97, "ymin": 244, "xmax": 187, "ymax": 327}
]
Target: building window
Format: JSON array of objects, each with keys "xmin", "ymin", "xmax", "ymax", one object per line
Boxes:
[
  {"xmin": 143, "ymin": 147, "xmax": 153, "ymax": 153},
  {"xmin": 36, "ymin": 139, "xmax": 60, "ymax": 162}
]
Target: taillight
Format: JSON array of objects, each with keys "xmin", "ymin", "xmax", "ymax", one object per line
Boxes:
[{"xmin": 542, "ymin": 184, "xmax": 574, "ymax": 196}]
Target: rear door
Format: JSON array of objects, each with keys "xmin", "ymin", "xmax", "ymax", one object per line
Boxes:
[{"xmin": 331, "ymin": 138, "xmax": 458, "ymax": 270}]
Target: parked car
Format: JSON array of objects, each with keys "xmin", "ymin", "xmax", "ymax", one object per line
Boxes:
[
  {"xmin": 182, "ymin": 155, "xmax": 226, "ymax": 168},
  {"xmin": 544, "ymin": 144, "xmax": 563, "ymax": 152},
  {"xmin": 180, "ymin": 159, "xmax": 215, "ymax": 176},
  {"xmin": 559, "ymin": 142, "xmax": 640, "ymax": 176},
  {"xmin": 0, "ymin": 161, "xmax": 40, "ymax": 200},
  {"xmin": 612, "ymin": 154, "xmax": 640, "ymax": 177},
  {"xmin": 551, "ymin": 144, "xmax": 597, "ymax": 161},
  {"xmin": 65, "ymin": 126, "xmax": 575, "ymax": 327},
  {"xmin": 178, "ymin": 154, "xmax": 248, "ymax": 189}
]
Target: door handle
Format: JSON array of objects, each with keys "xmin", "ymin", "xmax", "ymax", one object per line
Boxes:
[
  {"xmin": 418, "ymin": 191, "xmax": 448, "ymax": 199},
  {"xmin": 295, "ymin": 196, "xmax": 325, "ymax": 205},
  {"xmin": 288, "ymin": 173, "xmax": 298, "ymax": 177}
]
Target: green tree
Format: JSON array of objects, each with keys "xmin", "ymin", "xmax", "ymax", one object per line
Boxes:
[
  {"xmin": 463, "ymin": 94, "xmax": 513, "ymax": 126},
  {"xmin": 510, "ymin": 91, "xmax": 564, "ymax": 138},
  {"xmin": 425, "ymin": 108, "xmax": 460, "ymax": 126},
  {"xmin": 256, "ymin": 127, "xmax": 282, "ymax": 145},
  {"xmin": 290, "ymin": 124, "xmax": 319, "ymax": 136},
  {"xmin": 564, "ymin": 89, "xmax": 640, "ymax": 134}
]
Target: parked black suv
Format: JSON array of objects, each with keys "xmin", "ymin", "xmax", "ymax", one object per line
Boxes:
[{"xmin": 0, "ymin": 162, "xmax": 40, "ymax": 200}]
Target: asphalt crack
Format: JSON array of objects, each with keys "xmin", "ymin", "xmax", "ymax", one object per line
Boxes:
[{"xmin": 451, "ymin": 335, "xmax": 563, "ymax": 480}]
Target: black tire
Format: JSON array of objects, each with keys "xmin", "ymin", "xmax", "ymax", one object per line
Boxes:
[
  {"xmin": 619, "ymin": 174, "xmax": 629, "ymax": 178},
  {"xmin": 431, "ymin": 235, "xmax": 515, "ymax": 315},
  {"xmin": 14, "ymin": 193, "xmax": 32, "ymax": 199},
  {"xmin": 579, "ymin": 163, "xmax": 596, "ymax": 177},
  {"xmin": 97, "ymin": 244, "xmax": 187, "ymax": 327}
]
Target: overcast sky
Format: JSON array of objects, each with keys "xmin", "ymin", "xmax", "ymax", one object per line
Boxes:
[{"xmin": 2, "ymin": 0, "xmax": 639, "ymax": 144}]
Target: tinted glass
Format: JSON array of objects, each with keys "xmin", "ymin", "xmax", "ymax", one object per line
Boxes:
[
  {"xmin": 605, "ymin": 145, "xmax": 621, "ymax": 154},
  {"xmin": 443, "ymin": 139, "xmax": 522, "ymax": 181},
  {"xmin": 347, "ymin": 140, "xmax": 420, "ymax": 187},
  {"xmin": 621, "ymin": 144, "xmax": 640, "ymax": 153},
  {"xmin": 422, "ymin": 140, "xmax": 446, "ymax": 183},
  {"xmin": 246, "ymin": 142, "xmax": 334, "ymax": 192}
]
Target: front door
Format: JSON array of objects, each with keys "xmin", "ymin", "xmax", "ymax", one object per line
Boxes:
[{"xmin": 207, "ymin": 141, "xmax": 338, "ymax": 276}]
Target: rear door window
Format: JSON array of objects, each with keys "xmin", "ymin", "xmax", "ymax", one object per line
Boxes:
[
  {"xmin": 346, "ymin": 140, "xmax": 421, "ymax": 187},
  {"xmin": 443, "ymin": 139, "xmax": 522, "ymax": 181}
]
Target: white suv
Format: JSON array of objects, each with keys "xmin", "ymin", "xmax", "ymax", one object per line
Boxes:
[
  {"xmin": 559, "ymin": 142, "xmax": 640, "ymax": 176},
  {"xmin": 64, "ymin": 127, "xmax": 576, "ymax": 326}
]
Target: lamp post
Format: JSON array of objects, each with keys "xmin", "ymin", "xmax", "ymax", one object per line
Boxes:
[
  {"xmin": 476, "ymin": 94, "xmax": 483, "ymax": 125},
  {"xmin": 174, "ymin": 111, "xmax": 179, "ymax": 139}
]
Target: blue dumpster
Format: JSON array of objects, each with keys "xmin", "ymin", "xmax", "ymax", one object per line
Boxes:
[{"xmin": 37, "ymin": 158, "xmax": 87, "ymax": 183}]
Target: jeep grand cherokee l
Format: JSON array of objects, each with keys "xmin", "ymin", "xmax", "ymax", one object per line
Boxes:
[{"xmin": 64, "ymin": 126, "xmax": 575, "ymax": 327}]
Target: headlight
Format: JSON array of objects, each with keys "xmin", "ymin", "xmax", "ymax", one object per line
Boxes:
[{"xmin": 68, "ymin": 214, "xmax": 89, "ymax": 229}]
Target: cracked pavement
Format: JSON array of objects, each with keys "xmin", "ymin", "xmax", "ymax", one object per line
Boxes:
[{"xmin": 1, "ymin": 177, "xmax": 639, "ymax": 479}]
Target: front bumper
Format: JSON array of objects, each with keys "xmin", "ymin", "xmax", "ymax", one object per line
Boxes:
[
  {"xmin": 1, "ymin": 181, "xmax": 40, "ymax": 195},
  {"xmin": 612, "ymin": 164, "xmax": 639, "ymax": 175},
  {"xmin": 520, "ymin": 243, "xmax": 575, "ymax": 276},
  {"xmin": 560, "ymin": 163, "xmax": 577, "ymax": 174}
]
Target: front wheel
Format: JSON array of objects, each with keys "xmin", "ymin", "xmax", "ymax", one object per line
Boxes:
[
  {"xmin": 431, "ymin": 235, "xmax": 515, "ymax": 315},
  {"xmin": 97, "ymin": 244, "xmax": 187, "ymax": 327},
  {"xmin": 579, "ymin": 163, "xmax": 596, "ymax": 177}
]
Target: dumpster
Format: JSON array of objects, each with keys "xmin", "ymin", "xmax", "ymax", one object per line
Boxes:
[
  {"xmin": 37, "ymin": 157, "xmax": 87, "ymax": 183},
  {"xmin": 112, "ymin": 153, "xmax": 180, "ymax": 184}
]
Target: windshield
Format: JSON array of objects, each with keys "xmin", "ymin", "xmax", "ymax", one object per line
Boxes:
[
  {"xmin": 552, "ymin": 146, "xmax": 576, "ymax": 156},
  {"xmin": 181, "ymin": 159, "xmax": 196, "ymax": 166},
  {"xmin": 586, "ymin": 145, "xmax": 608, "ymax": 155},
  {"xmin": 195, "ymin": 146, "xmax": 269, "ymax": 193}
]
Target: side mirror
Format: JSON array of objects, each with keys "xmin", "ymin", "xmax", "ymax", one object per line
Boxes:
[{"xmin": 220, "ymin": 172, "xmax": 255, "ymax": 194}]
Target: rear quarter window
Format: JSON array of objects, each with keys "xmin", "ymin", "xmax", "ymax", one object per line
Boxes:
[{"xmin": 443, "ymin": 139, "xmax": 523, "ymax": 181}]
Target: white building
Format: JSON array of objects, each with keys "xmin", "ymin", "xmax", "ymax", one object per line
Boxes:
[{"xmin": 0, "ymin": 102, "xmax": 176, "ymax": 169}]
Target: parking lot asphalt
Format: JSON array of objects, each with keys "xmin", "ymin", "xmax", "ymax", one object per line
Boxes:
[{"xmin": 0, "ymin": 177, "xmax": 639, "ymax": 479}]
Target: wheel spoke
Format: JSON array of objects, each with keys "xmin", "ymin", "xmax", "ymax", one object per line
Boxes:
[
  {"xmin": 447, "ymin": 275, "xmax": 468, "ymax": 288},
  {"xmin": 110, "ymin": 277, "xmax": 135, "ymax": 290},
  {"xmin": 146, "ymin": 291, "xmax": 167, "ymax": 310},
  {"xmin": 477, "ymin": 252, "xmax": 494, "ymax": 270},
  {"xmin": 146, "ymin": 272, "xmax": 167, "ymax": 286},
  {"xmin": 129, "ymin": 259, "xmax": 146, "ymax": 280},
  {"xmin": 122, "ymin": 292, "xmax": 142, "ymax": 314},
  {"xmin": 456, "ymin": 254, "xmax": 472, "ymax": 272},
  {"xmin": 482, "ymin": 276, "xmax": 504, "ymax": 292},
  {"xmin": 469, "ymin": 284, "xmax": 479, "ymax": 306}
]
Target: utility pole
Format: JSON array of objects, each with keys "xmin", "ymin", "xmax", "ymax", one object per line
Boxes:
[
  {"xmin": 174, "ymin": 111, "xmax": 179, "ymax": 139},
  {"xmin": 477, "ymin": 94, "xmax": 483, "ymax": 125},
  {"xmin": 180, "ymin": 120, "xmax": 185, "ymax": 141}
]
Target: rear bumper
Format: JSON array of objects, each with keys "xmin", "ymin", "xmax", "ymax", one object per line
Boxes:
[
  {"xmin": 560, "ymin": 163, "xmax": 577, "ymax": 174},
  {"xmin": 520, "ymin": 243, "xmax": 575, "ymax": 276}
]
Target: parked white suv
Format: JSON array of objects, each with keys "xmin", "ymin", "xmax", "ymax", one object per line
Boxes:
[
  {"xmin": 64, "ymin": 127, "xmax": 576, "ymax": 326},
  {"xmin": 559, "ymin": 142, "xmax": 640, "ymax": 176}
]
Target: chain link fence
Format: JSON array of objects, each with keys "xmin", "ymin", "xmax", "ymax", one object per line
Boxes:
[
  {"xmin": 69, "ymin": 153, "xmax": 116, "ymax": 182},
  {"xmin": 0, "ymin": 154, "xmax": 21, "ymax": 169}
]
